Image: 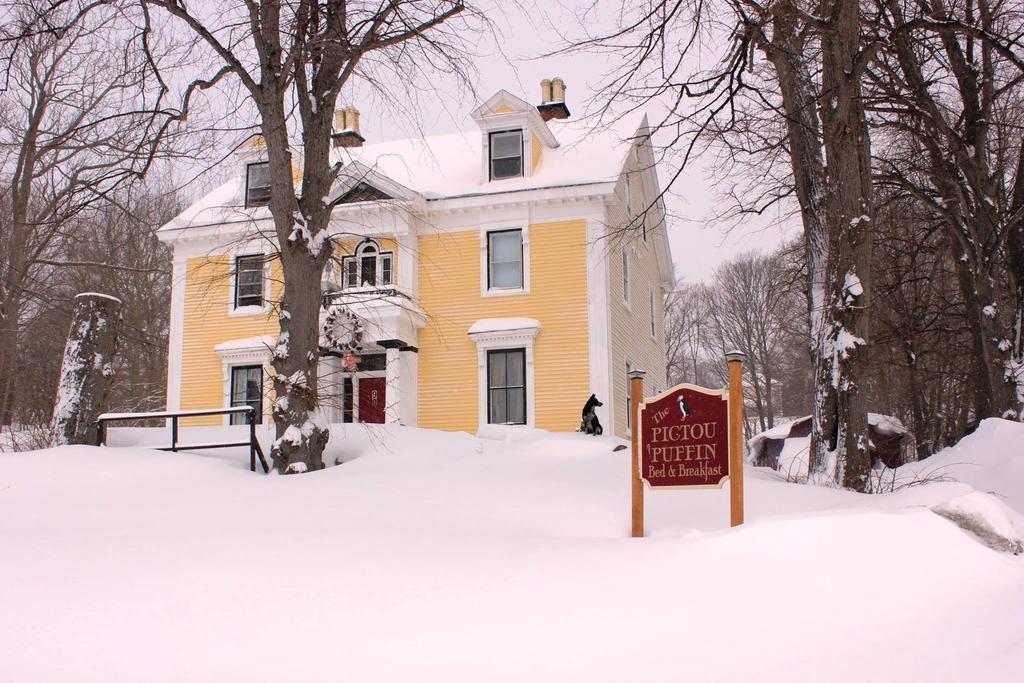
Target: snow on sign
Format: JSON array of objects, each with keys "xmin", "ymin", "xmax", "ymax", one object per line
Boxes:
[{"xmin": 638, "ymin": 385, "xmax": 729, "ymax": 488}]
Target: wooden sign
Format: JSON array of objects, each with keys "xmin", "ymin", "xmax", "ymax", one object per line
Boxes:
[
  {"xmin": 629, "ymin": 352, "xmax": 746, "ymax": 537},
  {"xmin": 638, "ymin": 385, "xmax": 729, "ymax": 489}
]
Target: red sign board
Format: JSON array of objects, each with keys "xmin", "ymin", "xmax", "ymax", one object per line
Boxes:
[{"xmin": 638, "ymin": 385, "xmax": 729, "ymax": 488}]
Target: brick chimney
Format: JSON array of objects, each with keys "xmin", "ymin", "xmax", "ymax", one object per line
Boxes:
[
  {"xmin": 332, "ymin": 107, "xmax": 365, "ymax": 148},
  {"xmin": 537, "ymin": 77, "xmax": 570, "ymax": 121}
]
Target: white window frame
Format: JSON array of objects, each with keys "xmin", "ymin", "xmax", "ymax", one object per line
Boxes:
[
  {"xmin": 341, "ymin": 239, "xmax": 394, "ymax": 290},
  {"xmin": 485, "ymin": 348, "xmax": 528, "ymax": 426},
  {"xmin": 228, "ymin": 252, "xmax": 271, "ymax": 317},
  {"xmin": 244, "ymin": 161, "xmax": 271, "ymax": 207},
  {"xmin": 228, "ymin": 364, "xmax": 264, "ymax": 425},
  {"xmin": 215, "ymin": 338, "xmax": 273, "ymax": 426},
  {"xmin": 469, "ymin": 322, "xmax": 539, "ymax": 429},
  {"xmin": 480, "ymin": 224, "xmax": 530, "ymax": 297},
  {"xmin": 488, "ymin": 129, "xmax": 525, "ymax": 181}
]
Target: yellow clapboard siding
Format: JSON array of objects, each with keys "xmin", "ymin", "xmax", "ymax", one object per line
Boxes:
[
  {"xmin": 417, "ymin": 220, "xmax": 590, "ymax": 433},
  {"xmin": 180, "ymin": 256, "xmax": 281, "ymax": 426}
]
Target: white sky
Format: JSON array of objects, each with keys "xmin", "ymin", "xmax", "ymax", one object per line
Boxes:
[
  {"xmin": 176, "ymin": 1, "xmax": 799, "ymax": 283},
  {"xmin": 348, "ymin": 1, "xmax": 800, "ymax": 283}
]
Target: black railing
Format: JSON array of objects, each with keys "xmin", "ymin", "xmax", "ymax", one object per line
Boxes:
[{"xmin": 95, "ymin": 407, "xmax": 270, "ymax": 473}]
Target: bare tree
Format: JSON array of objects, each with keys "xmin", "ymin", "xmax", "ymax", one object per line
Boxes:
[
  {"xmin": 0, "ymin": 2, "xmax": 191, "ymax": 430},
  {"xmin": 122, "ymin": 0, "xmax": 478, "ymax": 473},
  {"xmin": 664, "ymin": 281, "xmax": 713, "ymax": 386},
  {"xmin": 867, "ymin": 0, "xmax": 1024, "ymax": 420},
  {"xmin": 701, "ymin": 252, "xmax": 799, "ymax": 432},
  {"xmin": 562, "ymin": 0, "xmax": 876, "ymax": 488},
  {"xmin": 8, "ymin": 185, "xmax": 177, "ymax": 429}
]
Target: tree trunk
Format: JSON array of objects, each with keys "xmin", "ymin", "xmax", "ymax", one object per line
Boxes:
[
  {"xmin": 763, "ymin": 1, "xmax": 874, "ymax": 489},
  {"xmin": 257, "ymin": 88, "xmax": 337, "ymax": 474},
  {"xmin": 0, "ymin": 295, "xmax": 21, "ymax": 428},
  {"xmin": 1006, "ymin": 136, "xmax": 1024, "ymax": 417},
  {"xmin": 817, "ymin": 0, "xmax": 874, "ymax": 490},
  {"xmin": 50, "ymin": 293, "xmax": 122, "ymax": 446}
]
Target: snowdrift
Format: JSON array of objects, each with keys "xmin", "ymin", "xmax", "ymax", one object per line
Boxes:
[{"xmin": 1, "ymin": 423, "xmax": 1022, "ymax": 682}]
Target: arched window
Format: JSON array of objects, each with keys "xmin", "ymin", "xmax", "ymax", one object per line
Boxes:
[{"xmin": 342, "ymin": 239, "xmax": 393, "ymax": 289}]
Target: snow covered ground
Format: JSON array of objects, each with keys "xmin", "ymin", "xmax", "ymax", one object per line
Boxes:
[{"xmin": 1, "ymin": 422, "xmax": 1022, "ymax": 682}]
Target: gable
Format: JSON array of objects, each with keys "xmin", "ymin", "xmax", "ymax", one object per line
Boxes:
[{"xmin": 333, "ymin": 182, "xmax": 392, "ymax": 205}]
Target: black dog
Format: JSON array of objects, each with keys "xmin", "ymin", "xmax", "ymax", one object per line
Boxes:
[{"xmin": 579, "ymin": 394, "xmax": 604, "ymax": 435}]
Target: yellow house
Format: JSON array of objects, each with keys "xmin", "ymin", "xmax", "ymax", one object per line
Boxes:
[{"xmin": 158, "ymin": 85, "xmax": 673, "ymax": 438}]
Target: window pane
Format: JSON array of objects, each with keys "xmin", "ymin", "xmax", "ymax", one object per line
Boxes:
[
  {"xmin": 491, "ymin": 156, "xmax": 522, "ymax": 179},
  {"xmin": 490, "ymin": 231, "xmax": 521, "ymax": 261},
  {"xmin": 488, "ymin": 351, "xmax": 507, "ymax": 387},
  {"xmin": 490, "ymin": 262, "xmax": 522, "ymax": 289},
  {"xmin": 505, "ymin": 350, "xmax": 525, "ymax": 386},
  {"xmin": 360, "ymin": 256, "xmax": 376, "ymax": 286},
  {"xmin": 343, "ymin": 377, "xmax": 354, "ymax": 423},
  {"xmin": 357, "ymin": 354, "xmax": 387, "ymax": 372},
  {"xmin": 507, "ymin": 388, "xmax": 526, "ymax": 424},
  {"xmin": 491, "ymin": 131, "xmax": 522, "ymax": 158},
  {"xmin": 344, "ymin": 258, "xmax": 357, "ymax": 288},
  {"xmin": 381, "ymin": 253, "xmax": 393, "ymax": 285},
  {"xmin": 489, "ymin": 388, "xmax": 507, "ymax": 424}
]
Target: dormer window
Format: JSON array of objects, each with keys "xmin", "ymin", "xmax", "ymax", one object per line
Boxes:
[
  {"xmin": 245, "ymin": 162, "xmax": 270, "ymax": 207},
  {"xmin": 342, "ymin": 240, "xmax": 393, "ymax": 289},
  {"xmin": 489, "ymin": 130, "xmax": 523, "ymax": 180}
]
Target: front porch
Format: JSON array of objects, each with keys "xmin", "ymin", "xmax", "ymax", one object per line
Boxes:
[{"xmin": 318, "ymin": 288, "xmax": 424, "ymax": 426}]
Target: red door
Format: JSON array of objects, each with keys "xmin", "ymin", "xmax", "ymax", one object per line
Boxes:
[{"xmin": 358, "ymin": 377, "xmax": 386, "ymax": 424}]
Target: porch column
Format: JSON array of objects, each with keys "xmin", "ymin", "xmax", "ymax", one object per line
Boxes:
[{"xmin": 385, "ymin": 346, "xmax": 401, "ymax": 424}]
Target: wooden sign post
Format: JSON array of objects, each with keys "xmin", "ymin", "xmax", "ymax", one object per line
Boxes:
[
  {"xmin": 726, "ymin": 350, "xmax": 746, "ymax": 527},
  {"xmin": 629, "ymin": 369, "xmax": 646, "ymax": 538},
  {"xmin": 630, "ymin": 352, "xmax": 746, "ymax": 536}
]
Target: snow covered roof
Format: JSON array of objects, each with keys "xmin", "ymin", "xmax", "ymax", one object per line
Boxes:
[{"xmin": 159, "ymin": 111, "xmax": 647, "ymax": 233}]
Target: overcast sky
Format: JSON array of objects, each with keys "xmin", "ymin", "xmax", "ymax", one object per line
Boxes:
[
  {"xmin": 349, "ymin": 1, "xmax": 800, "ymax": 283},
  {"xmin": 178, "ymin": 1, "xmax": 798, "ymax": 283}
]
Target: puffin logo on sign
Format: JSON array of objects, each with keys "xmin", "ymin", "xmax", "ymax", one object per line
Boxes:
[{"xmin": 677, "ymin": 394, "xmax": 692, "ymax": 419}]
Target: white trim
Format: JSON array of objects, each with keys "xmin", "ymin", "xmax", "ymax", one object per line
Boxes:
[
  {"xmin": 340, "ymin": 238, "xmax": 395, "ymax": 289},
  {"xmin": 585, "ymin": 212, "xmax": 612, "ymax": 433},
  {"xmin": 479, "ymin": 223, "xmax": 531, "ymax": 297},
  {"xmin": 470, "ymin": 90, "xmax": 560, "ymax": 148},
  {"xmin": 215, "ymin": 339, "xmax": 273, "ymax": 427},
  {"xmin": 468, "ymin": 320, "xmax": 540, "ymax": 429},
  {"xmin": 385, "ymin": 347, "xmax": 401, "ymax": 424},
  {"xmin": 165, "ymin": 257, "xmax": 188, "ymax": 417}
]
